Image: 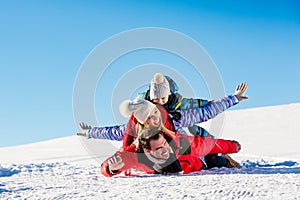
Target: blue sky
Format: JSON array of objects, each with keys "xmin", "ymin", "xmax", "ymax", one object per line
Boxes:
[{"xmin": 0, "ymin": 0, "xmax": 299, "ymax": 147}]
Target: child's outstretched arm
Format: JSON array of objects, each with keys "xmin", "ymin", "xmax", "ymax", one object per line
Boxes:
[{"xmin": 175, "ymin": 82, "xmax": 248, "ymax": 128}]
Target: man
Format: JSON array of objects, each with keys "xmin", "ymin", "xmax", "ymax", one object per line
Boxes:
[{"xmin": 101, "ymin": 127, "xmax": 241, "ymax": 177}]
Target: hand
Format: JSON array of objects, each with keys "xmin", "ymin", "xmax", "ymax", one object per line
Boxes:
[
  {"xmin": 233, "ymin": 82, "xmax": 249, "ymax": 102},
  {"xmin": 108, "ymin": 155, "xmax": 124, "ymax": 171},
  {"xmin": 76, "ymin": 122, "xmax": 92, "ymax": 137}
]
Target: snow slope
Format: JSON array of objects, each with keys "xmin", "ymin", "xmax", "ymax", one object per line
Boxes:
[{"xmin": 1, "ymin": 103, "xmax": 300, "ymax": 199}]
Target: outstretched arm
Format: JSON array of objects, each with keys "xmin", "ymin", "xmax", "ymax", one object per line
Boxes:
[
  {"xmin": 101, "ymin": 151, "xmax": 154, "ymax": 177},
  {"xmin": 76, "ymin": 122, "xmax": 126, "ymax": 141},
  {"xmin": 176, "ymin": 82, "xmax": 248, "ymax": 128}
]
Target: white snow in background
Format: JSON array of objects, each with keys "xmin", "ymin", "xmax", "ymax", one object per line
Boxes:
[{"xmin": 1, "ymin": 103, "xmax": 300, "ymax": 199}]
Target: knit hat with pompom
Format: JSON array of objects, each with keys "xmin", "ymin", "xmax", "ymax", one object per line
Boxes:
[
  {"xmin": 149, "ymin": 73, "xmax": 170, "ymax": 100},
  {"xmin": 119, "ymin": 98, "xmax": 156, "ymax": 124}
]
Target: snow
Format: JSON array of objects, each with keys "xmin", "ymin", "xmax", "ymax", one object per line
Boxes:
[{"xmin": 1, "ymin": 103, "xmax": 300, "ymax": 199}]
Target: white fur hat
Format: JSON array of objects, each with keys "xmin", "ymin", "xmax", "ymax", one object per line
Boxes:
[
  {"xmin": 119, "ymin": 98, "xmax": 156, "ymax": 124},
  {"xmin": 150, "ymin": 73, "xmax": 170, "ymax": 100}
]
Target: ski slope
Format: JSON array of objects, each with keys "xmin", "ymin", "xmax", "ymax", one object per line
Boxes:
[{"xmin": 1, "ymin": 103, "xmax": 300, "ymax": 199}]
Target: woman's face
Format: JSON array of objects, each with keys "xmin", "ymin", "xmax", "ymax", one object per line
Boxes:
[
  {"xmin": 145, "ymin": 107, "xmax": 162, "ymax": 128},
  {"xmin": 152, "ymin": 96, "xmax": 169, "ymax": 105}
]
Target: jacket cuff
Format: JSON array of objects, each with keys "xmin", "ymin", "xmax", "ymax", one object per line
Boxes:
[
  {"xmin": 108, "ymin": 167, "xmax": 119, "ymax": 175},
  {"xmin": 231, "ymin": 95, "xmax": 239, "ymax": 104},
  {"xmin": 86, "ymin": 129, "xmax": 92, "ymax": 138}
]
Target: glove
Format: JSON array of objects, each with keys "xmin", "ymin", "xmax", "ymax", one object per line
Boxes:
[{"xmin": 233, "ymin": 82, "xmax": 249, "ymax": 102}]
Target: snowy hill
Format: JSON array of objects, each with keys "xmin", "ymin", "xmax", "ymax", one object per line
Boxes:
[{"xmin": 1, "ymin": 103, "xmax": 300, "ymax": 199}]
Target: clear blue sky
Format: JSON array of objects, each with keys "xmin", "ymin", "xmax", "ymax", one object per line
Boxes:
[{"xmin": 0, "ymin": 0, "xmax": 299, "ymax": 147}]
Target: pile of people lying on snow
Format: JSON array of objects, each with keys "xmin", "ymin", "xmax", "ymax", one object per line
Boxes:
[{"xmin": 77, "ymin": 73, "xmax": 248, "ymax": 177}]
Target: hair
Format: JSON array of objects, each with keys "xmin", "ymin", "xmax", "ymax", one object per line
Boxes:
[{"xmin": 139, "ymin": 128, "xmax": 163, "ymax": 150}]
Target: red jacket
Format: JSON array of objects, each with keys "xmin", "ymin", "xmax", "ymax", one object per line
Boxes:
[
  {"xmin": 101, "ymin": 134, "xmax": 239, "ymax": 177},
  {"xmin": 174, "ymin": 135, "xmax": 238, "ymax": 174}
]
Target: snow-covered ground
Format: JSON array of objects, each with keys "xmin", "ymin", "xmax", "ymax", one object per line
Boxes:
[{"xmin": 1, "ymin": 103, "xmax": 300, "ymax": 199}]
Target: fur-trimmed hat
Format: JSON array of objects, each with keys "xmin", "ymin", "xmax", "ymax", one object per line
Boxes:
[
  {"xmin": 150, "ymin": 73, "xmax": 170, "ymax": 100},
  {"xmin": 119, "ymin": 98, "xmax": 156, "ymax": 124}
]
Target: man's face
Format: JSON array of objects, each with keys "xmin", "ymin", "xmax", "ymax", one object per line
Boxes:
[
  {"xmin": 145, "ymin": 107, "xmax": 162, "ymax": 128},
  {"xmin": 152, "ymin": 96, "xmax": 169, "ymax": 105},
  {"xmin": 149, "ymin": 134, "xmax": 170, "ymax": 160}
]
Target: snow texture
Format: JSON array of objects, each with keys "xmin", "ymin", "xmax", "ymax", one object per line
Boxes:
[{"xmin": 1, "ymin": 103, "xmax": 300, "ymax": 199}]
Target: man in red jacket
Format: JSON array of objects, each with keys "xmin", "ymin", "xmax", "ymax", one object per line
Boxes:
[{"xmin": 101, "ymin": 127, "xmax": 241, "ymax": 177}]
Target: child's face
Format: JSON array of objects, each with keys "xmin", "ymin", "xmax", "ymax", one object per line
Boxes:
[{"xmin": 152, "ymin": 96, "xmax": 169, "ymax": 105}]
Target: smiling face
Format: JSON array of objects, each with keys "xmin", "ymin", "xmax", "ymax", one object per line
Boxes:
[
  {"xmin": 148, "ymin": 133, "xmax": 170, "ymax": 160},
  {"xmin": 145, "ymin": 107, "xmax": 162, "ymax": 128}
]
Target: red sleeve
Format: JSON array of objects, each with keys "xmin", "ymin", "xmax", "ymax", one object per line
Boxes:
[
  {"xmin": 122, "ymin": 115, "xmax": 138, "ymax": 150},
  {"xmin": 100, "ymin": 151, "xmax": 154, "ymax": 177},
  {"xmin": 123, "ymin": 143, "xmax": 137, "ymax": 152}
]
